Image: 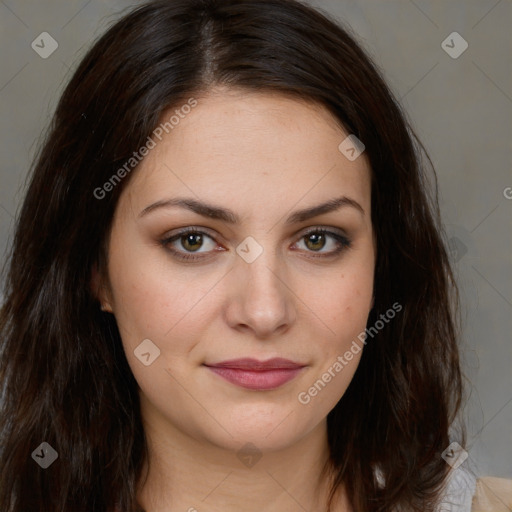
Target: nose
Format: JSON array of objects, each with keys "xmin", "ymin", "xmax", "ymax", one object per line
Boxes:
[{"xmin": 223, "ymin": 252, "xmax": 297, "ymax": 339}]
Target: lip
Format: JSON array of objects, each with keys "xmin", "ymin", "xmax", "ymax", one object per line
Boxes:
[{"xmin": 204, "ymin": 358, "xmax": 306, "ymax": 390}]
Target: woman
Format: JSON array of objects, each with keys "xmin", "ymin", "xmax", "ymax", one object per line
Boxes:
[{"xmin": 0, "ymin": 0, "xmax": 471, "ymax": 510}]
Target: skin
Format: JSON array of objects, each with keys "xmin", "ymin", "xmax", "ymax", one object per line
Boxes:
[{"xmin": 96, "ymin": 87, "xmax": 376, "ymax": 511}]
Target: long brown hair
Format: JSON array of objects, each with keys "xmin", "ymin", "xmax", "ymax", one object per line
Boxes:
[{"xmin": 0, "ymin": 0, "xmax": 464, "ymax": 510}]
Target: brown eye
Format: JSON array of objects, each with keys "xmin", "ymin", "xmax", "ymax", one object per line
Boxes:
[
  {"xmin": 294, "ymin": 228, "xmax": 351, "ymax": 257},
  {"xmin": 160, "ymin": 228, "xmax": 220, "ymax": 262},
  {"xmin": 304, "ymin": 232, "xmax": 326, "ymax": 251},
  {"xmin": 180, "ymin": 233, "xmax": 204, "ymax": 252}
]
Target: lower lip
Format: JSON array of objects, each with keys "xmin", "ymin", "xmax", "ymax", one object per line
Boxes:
[{"xmin": 206, "ymin": 366, "xmax": 304, "ymax": 390}]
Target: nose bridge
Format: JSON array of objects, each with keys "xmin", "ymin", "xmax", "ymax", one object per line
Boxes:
[
  {"xmin": 235, "ymin": 234, "xmax": 282, "ymax": 288},
  {"xmin": 226, "ymin": 236, "xmax": 295, "ymax": 336},
  {"xmin": 244, "ymin": 254, "xmax": 283, "ymax": 302}
]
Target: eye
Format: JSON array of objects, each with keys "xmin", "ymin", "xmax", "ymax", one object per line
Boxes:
[
  {"xmin": 160, "ymin": 228, "xmax": 220, "ymax": 261},
  {"xmin": 160, "ymin": 226, "xmax": 351, "ymax": 263},
  {"xmin": 293, "ymin": 228, "xmax": 351, "ymax": 257}
]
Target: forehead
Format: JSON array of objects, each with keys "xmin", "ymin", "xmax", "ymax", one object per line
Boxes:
[{"xmin": 121, "ymin": 88, "xmax": 372, "ymax": 220}]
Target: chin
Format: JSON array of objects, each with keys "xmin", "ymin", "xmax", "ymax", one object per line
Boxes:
[{"xmin": 199, "ymin": 406, "xmax": 317, "ymax": 454}]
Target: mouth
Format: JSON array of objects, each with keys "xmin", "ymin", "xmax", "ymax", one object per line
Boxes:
[{"xmin": 203, "ymin": 358, "xmax": 306, "ymax": 390}]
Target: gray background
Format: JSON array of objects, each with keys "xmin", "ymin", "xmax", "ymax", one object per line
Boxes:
[{"xmin": 1, "ymin": 0, "xmax": 511, "ymax": 480}]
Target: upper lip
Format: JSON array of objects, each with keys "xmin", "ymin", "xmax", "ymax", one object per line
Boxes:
[{"xmin": 204, "ymin": 358, "xmax": 305, "ymax": 370}]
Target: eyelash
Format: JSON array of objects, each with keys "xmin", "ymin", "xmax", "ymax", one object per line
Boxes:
[{"xmin": 160, "ymin": 227, "xmax": 352, "ymax": 262}]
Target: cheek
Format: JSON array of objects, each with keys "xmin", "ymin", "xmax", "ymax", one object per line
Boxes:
[
  {"xmin": 314, "ymin": 265, "xmax": 373, "ymax": 342},
  {"xmin": 298, "ymin": 259, "xmax": 373, "ymax": 410},
  {"xmin": 107, "ymin": 240, "xmax": 224, "ymax": 368},
  {"xmin": 106, "ymin": 238, "xmax": 184, "ymax": 348},
  {"xmin": 297, "ymin": 271, "xmax": 370, "ymax": 417}
]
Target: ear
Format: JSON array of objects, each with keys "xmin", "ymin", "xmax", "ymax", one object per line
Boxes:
[{"xmin": 90, "ymin": 263, "xmax": 114, "ymax": 313}]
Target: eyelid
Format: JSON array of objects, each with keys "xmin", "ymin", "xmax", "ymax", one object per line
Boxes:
[
  {"xmin": 161, "ymin": 224, "xmax": 349, "ymax": 242},
  {"xmin": 159, "ymin": 227, "xmax": 222, "ymax": 262},
  {"xmin": 300, "ymin": 225, "xmax": 349, "ymax": 239},
  {"xmin": 160, "ymin": 226, "xmax": 222, "ymax": 246},
  {"xmin": 291, "ymin": 227, "xmax": 352, "ymax": 258}
]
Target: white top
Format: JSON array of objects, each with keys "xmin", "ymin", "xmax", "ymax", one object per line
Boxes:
[
  {"xmin": 375, "ymin": 464, "xmax": 477, "ymax": 511},
  {"xmin": 437, "ymin": 466, "xmax": 477, "ymax": 511}
]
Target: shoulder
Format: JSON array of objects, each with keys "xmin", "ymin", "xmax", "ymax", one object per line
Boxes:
[
  {"xmin": 436, "ymin": 467, "xmax": 512, "ymax": 512},
  {"xmin": 471, "ymin": 476, "xmax": 512, "ymax": 511}
]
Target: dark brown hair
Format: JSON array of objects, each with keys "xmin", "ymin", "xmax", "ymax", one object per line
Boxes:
[{"xmin": 0, "ymin": 0, "xmax": 464, "ymax": 510}]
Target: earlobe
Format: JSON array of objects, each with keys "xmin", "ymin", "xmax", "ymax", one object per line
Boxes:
[
  {"xmin": 99, "ymin": 302, "xmax": 113, "ymax": 313},
  {"xmin": 90, "ymin": 263, "xmax": 114, "ymax": 313}
]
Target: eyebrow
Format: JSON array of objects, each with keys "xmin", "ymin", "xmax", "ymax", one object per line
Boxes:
[{"xmin": 138, "ymin": 196, "xmax": 365, "ymax": 223}]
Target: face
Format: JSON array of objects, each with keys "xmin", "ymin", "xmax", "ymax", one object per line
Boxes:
[{"xmin": 98, "ymin": 88, "xmax": 376, "ymax": 454}]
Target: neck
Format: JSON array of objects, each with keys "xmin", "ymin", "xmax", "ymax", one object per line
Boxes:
[{"xmin": 136, "ymin": 397, "xmax": 349, "ymax": 512}]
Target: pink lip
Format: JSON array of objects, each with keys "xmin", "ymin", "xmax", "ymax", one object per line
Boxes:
[{"xmin": 204, "ymin": 358, "xmax": 306, "ymax": 390}]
